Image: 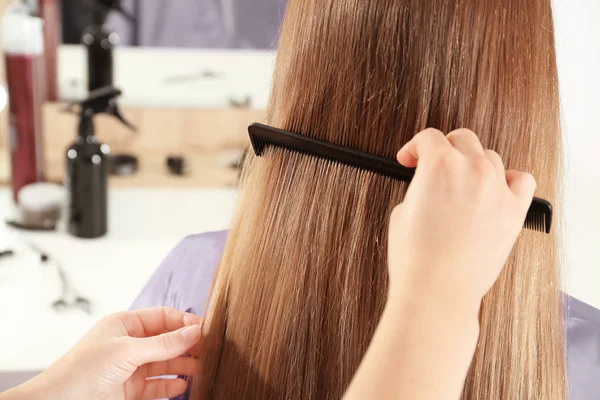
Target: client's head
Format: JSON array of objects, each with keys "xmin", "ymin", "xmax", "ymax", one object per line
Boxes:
[{"xmin": 193, "ymin": 0, "xmax": 565, "ymax": 399}]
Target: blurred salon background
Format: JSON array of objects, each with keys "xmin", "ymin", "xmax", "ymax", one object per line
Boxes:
[{"xmin": 0, "ymin": 0, "xmax": 597, "ymax": 392}]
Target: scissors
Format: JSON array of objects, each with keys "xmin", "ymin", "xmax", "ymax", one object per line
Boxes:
[
  {"xmin": 52, "ymin": 265, "xmax": 93, "ymax": 315},
  {"xmin": 27, "ymin": 242, "xmax": 93, "ymax": 315}
]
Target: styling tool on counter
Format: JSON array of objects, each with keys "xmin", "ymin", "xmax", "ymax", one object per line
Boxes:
[
  {"xmin": 83, "ymin": 0, "xmax": 135, "ymax": 92},
  {"xmin": 248, "ymin": 123, "xmax": 553, "ymax": 234},
  {"xmin": 5, "ymin": 182, "xmax": 65, "ymax": 231},
  {"xmin": 218, "ymin": 149, "xmax": 246, "ymax": 171},
  {"xmin": 228, "ymin": 95, "xmax": 253, "ymax": 109},
  {"xmin": 27, "ymin": 242, "xmax": 93, "ymax": 314},
  {"xmin": 163, "ymin": 68, "xmax": 225, "ymax": 84},
  {"xmin": 52, "ymin": 265, "xmax": 93, "ymax": 314},
  {"xmin": 0, "ymin": 250, "xmax": 15, "ymax": 260},
  {"xmin": 26, "ymin": 241, "xmax": 50, "ymax": 262},
  {"xmin": 167, "ymin": 156, "xmax": 189, "ymax": 176},
  {"xmin": 2, "ymin": 1, "xmax": 46, "ymax": 202},
  {"xmin": 6, "ymin": 220, "xmax": 56, "ymax": 231},
  {"xmin": 64, "ymin": 86, "xmax": 136, "ymax": 239},
  {"xmin": 0, "ymin": 222, "xmax": 17, "ymax": 261},
  {"xmin": 109, "ymin": 154, "xmax": 139, "ymax": 176}
]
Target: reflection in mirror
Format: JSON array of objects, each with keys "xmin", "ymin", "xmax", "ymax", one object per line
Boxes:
[
  {"xmin": 61, "ymin": 0, "xmax": 288, "ymax": 49},
  {"xmin": 57, "ymin": 0, "xmax": 287, "ymax": 107}
]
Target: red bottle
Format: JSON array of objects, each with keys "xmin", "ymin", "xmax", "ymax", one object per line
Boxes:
[{"xmin": 2, "ymin": 4, "xmax": 46, "ymax": 202}]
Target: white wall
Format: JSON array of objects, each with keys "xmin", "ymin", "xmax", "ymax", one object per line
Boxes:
[{"xmin": 554, "ymin": 0, "xmax": 600, "ymax": 308}]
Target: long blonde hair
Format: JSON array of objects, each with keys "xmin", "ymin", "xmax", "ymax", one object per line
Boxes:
[{"xmin": 193, "ymin": 0, "xmax": 566, "ymax": 398}]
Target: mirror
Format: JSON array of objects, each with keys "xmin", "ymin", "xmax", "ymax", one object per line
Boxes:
[
  {"xmin": 61, "ymin": 0, "xmax": 287, "ymax": 49},
  {"xmin": 57, "ymin": 0, "xmax": 289, "ymax": 107}
]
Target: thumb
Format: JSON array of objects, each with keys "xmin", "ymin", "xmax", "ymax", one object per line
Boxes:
[
  {"xmin": 129, "ymin": 325, "xmax": 202, "ymax": 366},
  {"xmin": 396, "ymin": 128, "xmax": 450, "ymax": 168},
  {"xmin": 506, "ymin": 170, "xmax": 537, "ymax": 208}
]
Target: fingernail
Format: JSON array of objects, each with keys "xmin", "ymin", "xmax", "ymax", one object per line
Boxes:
[
  {"xmin": 181, "ymin": 325, "xmax": 202, "ymax": 342},
  {"xmin": 183, "ymin": 313, "xmax": 199, "ymax": 326}
]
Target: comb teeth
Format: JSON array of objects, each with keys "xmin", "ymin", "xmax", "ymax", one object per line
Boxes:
[
  {"xmin": 524, "ymin": 211, "xmax": 547, "ymax": 234},
  {"xmin": 248, "ymin": 123, "xmax": 553, "ymax": 234},
  {"xmin": 250, "ymin": 135, "xmax": 374, "ymax": 175},
  {"xmin": 525, "ymin": 198, "xmax": 553, "ymax": 234}
]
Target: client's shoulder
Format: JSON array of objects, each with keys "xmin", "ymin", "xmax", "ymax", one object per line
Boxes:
[
  {"xmin": 569, "ymin": 295, "xmax": 600, "ymax": 316},
  {"xmin": 567, "ymin": 296, "xmax": 600, "ymax": 336},
  {"xmin": 566, "ymin": 296, "xmax": 600, "ymax": 399},
  {"xmin": 175, "ymin": 230, "xmax": 229, "ymax": 260},
  {"xmin": 130, "ymin": 231, "xmax": 228, "ymax": 312},
  {"xmin": 160, "ymin": 230, "xmax": 228, "ymax": 312},
  {"xmin": 167, "ymin": 230, "xmax": 228, "ymax": 277}
]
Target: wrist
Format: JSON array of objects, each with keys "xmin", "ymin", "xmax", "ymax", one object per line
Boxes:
[
  {"xmin": 387, "ymin": 279, "xmax": 482, "ymax": 326},
  {"xmin": 385, "ymin": 281, "xmax": 482, "ymax": 350},
  {"xmin": 349, "ymin": 280, "xmax": 482, "ymax": 399}
]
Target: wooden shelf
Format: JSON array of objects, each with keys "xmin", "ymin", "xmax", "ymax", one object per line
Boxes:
[{"xmin": 0, "ymin": 103, "xmax": 264, "ymax": 188}]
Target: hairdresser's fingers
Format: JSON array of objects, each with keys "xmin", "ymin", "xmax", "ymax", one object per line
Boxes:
[
  {"xmin": 483, "ymin": 150, "xmax": 506, "ymax": 181},
  {"xmin": 506, "ymin": 170, "xmax": 537, "ymax": 207},
  {"xmin": 186, "ymin": 333, "xmax": 206, "ymax": 357},
  {"xmin": 397, "ymin": 128, "xmax": 451, "ymax": 167},
  {"xmin": 112, "ymin": 307, "xmax": 202, "ymax": 338},
  {"xmin": 446, "ymin": 129, "xmax": 485, "ymax": 158},
  {"xmin": 145, "ymin": 356, "xmax": 198, "ymax": 378},
  {"xmin": 128, "ymin": 325, "xmax": 203, "ymax": 366},
  {"xmin": 140, "ymin": 378, "xmax": 189, "ymax": 400}
]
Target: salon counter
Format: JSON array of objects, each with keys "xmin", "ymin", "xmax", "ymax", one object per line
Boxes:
[{"xmin": 0, "ymin": 188, "xmax": 237, "ymax": 376}]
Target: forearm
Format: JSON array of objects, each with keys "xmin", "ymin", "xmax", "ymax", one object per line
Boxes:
[
  {"xmin": 0, "ymin": 372, "xmax": 66, "ymax": 400},
  {"xmin": 0, "ymin": 384, "xmax": 34, "ymax": 400},
  {"xmin": 0, "ymin": 381, "xmax": 41, "ymax": 400},
  {"xmin": 344, "ymin": 289, "xmax": 481, "ymax": 400}
]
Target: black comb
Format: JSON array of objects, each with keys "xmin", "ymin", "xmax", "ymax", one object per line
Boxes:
[{"xmin": 248, "ymin": 123, "xmax": 552, "ymax": 234}]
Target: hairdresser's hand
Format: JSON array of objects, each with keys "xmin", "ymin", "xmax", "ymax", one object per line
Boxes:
[
  {"xmin": 347, "ymin": 128, "xmax": 534, "ymax": 400},
  {"xmin": 4, "ymin": 308, "xmax": 203, "ymax": 400},
  {"xmin": 391, "ymin": 128, "xmax": 536, "ymax": 312}
]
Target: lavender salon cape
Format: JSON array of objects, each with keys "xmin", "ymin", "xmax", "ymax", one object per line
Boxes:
[{"xmin": 131, "ymin": 231, "xmax": 600, "ymax": 400}]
